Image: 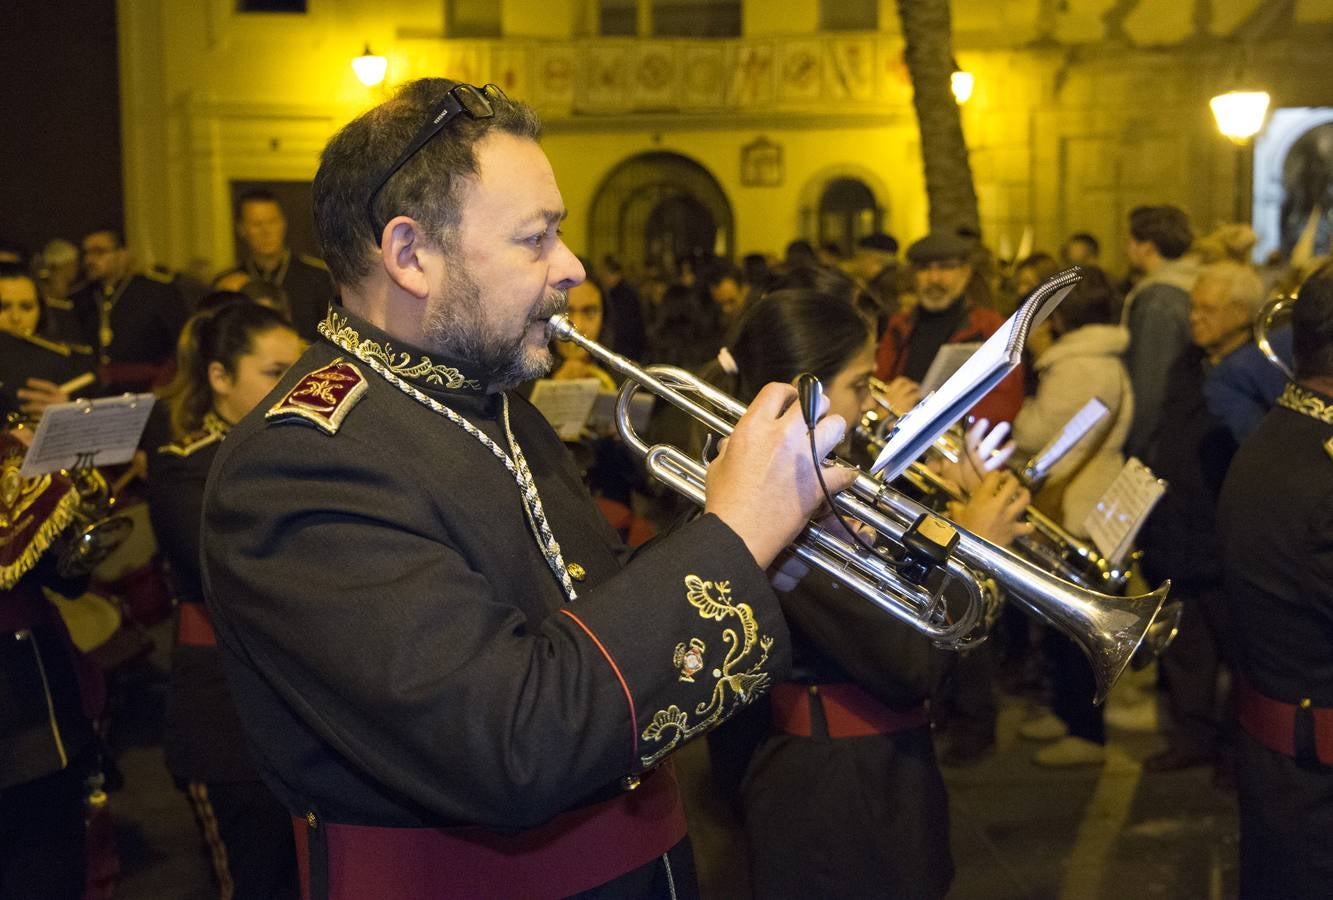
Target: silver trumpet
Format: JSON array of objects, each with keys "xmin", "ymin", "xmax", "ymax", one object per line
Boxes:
[
  {"xmin": 548, "ymin": 316, "xmax": 1172, "ymax": 703},
  {"xmin": 857, "ymin": 402, "xmax": 1131, "ymax": 593}
]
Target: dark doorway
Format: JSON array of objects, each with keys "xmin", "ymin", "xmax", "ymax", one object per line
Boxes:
[
  {"xmin": 228, "ymin": 180, "xmax": 318, "ymax": 265},
  {"xmin": 588, "ymin": 152, "xmax": 733, "ymax": 277},
  {"xmin": 818, "ymin": 177, "xmax": 881, "ymax": 257}
]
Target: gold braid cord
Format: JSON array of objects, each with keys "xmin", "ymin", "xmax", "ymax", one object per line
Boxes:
[
  {"xmin": 1278, "ymin": 383, "xmax": 1333, "ymax": 425},
  {"xmin": 639, "ymin": 575, "xmax": 775, "ymax": 768}
]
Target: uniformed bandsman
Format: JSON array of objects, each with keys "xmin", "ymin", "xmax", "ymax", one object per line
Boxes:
[
  {"xmin": 71, "ymin": 228, "xmax": 186, "ymax": 391},
  {"xmin": 149, "ymin": 299, "xmax": 304, "ymax": 899},
  {"xmin": 215, "ymin": 189, "xmax": 335, "ymax": 341},
  {"xmin": 0, "ymin": 263, "xmax": 98, "ymax": 422},
  {"xmin": 1219, "ymin": 261, "xmax": 1333, "ymax": 900},
  {"xmin": 200, "ymin": 79, "xmax": 854, "ymax": 899}
]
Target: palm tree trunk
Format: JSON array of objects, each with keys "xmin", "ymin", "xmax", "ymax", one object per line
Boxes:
[{"xmin": 896, "ymin": 0, "xmax": 981, "ymax": 237}]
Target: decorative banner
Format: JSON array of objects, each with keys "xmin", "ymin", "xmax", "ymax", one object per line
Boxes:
[
  {"xmin": 582, "ymin": 46, "xmax": 631, "ymax": 110},
  {"xmin": 778, "ymin": 40, "xmax": 823, "ymax": 102},
  {"xmin": 490, "ymin": 47, "xmax": 530, "ymax": 98},
  {"xmin": 878, "ymin": 40, "xmax": 913, "ymax": 101},
  {"xmin": 728, "ymin": 43, "xmax": 774, "ymax": 107},
  {"xmin": 828, "ymin": 37, "xmax": 875, "ymax": 101},
  {"xmin": 681, "ymin": 46, "xmax": 725, "ymax": 107},
  {"xmin": 631, "ymin": 43, "xmax": 678, "ymax": 109},
  {"xmin": 533, "ymin": 46, "xmax": 577, "ymax": 109}
]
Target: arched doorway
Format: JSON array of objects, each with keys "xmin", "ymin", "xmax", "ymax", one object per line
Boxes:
[
  {"xmin": 588, "ymin": 151, "xmax": 734, "ymax": 276},
  {"xmin": 1254, "ymin": 107, "xmax": 1333, "ymax": 261},
  {"xmin": 818, "ymin": 176, "xmax": 881, "ymax": 257}
]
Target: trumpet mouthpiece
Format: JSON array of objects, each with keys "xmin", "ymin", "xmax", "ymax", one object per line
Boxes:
[{"xmin": 547, "ymin": 313, "xmax": 575, "ymax": 342}]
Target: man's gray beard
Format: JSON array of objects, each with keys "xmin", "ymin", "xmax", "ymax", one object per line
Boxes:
[{"xmin": 423, "ymin": 268, "xmax": 569, "ymax": 392}]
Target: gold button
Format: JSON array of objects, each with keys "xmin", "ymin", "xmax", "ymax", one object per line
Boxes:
[
  {"xmin": 1301, "ymin": 698, "xmax": 1313, "ymax": 709},
  {"xmin": 621, "ymin": 775, "xmax": 641, "ymax": 791},
  {"xmin": 566, "ymin": 562, "xmax": 587, "ymax": 582},
  {"xmin": 306, "ymin": 811, "xmax": 318, "ymax": 830},
  {"xmin": 808, "ymin": 685, "xmax": 819, "ymax": 696}
]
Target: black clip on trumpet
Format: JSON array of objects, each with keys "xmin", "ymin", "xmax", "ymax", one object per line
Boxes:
[{"xmin": 795, "ymin": 371, "xmax": 959, "ymax": 587}]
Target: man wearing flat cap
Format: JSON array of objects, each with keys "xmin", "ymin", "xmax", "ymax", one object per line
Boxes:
[{"xmin": 874, "ymin": 232, "xmax": 1024, "ymax": 429}]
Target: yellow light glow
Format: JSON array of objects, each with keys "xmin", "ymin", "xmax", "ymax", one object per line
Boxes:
[
  {"xmin": 1210, "ymin": 90, "xmax": 1270, "ymax": 144},
  {"xmin": 951, "ymin": 70, "xmax": 974, "ymax": 105},
  {"xmin": 353, "ymin": 44, "xmax": 387, "ymax": 87}
]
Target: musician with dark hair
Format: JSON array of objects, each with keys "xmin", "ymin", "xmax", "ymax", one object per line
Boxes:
[
  {"xmin": 200, "ymin": 78, "xmax": 853, "ymax": 898},
  {"xmin": 149, "ymin": 299, "xmax": 303, "ymax": 899},
  {"xmin": 1218, "ymin": 261, "xmax": 1333, "ymax": 899},
  {"xmin": 700, "ymin": 288, "xmax": 1030, "ymax": 898}
]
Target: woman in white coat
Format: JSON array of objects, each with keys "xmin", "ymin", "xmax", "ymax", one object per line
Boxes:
[{"xmin": 1013, "ymin": 266, "xmax": 1135, "ymax": 767}]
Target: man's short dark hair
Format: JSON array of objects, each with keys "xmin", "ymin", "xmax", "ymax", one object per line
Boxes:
[
  {"xmin": 236, "ymin": 188, "xmax": 284, "ymax": 220},
  {"xmin": 313, "ymin": 78, "xmax": 542, "ymax": 288},
  {"xmin": 1293, "ymin": 261, "xmax": 1333, "ymax": 380},
  {"xmin": 84, "ymin": 227, "xmax": 125, "ymax": 248},
  {"xmin": 1128, "ymin": 206, "xmax": 1193, "ymax": 260},
  {"xmin": 1065, "ymin": 232, "xmax": 1099, "ymax": 256}
]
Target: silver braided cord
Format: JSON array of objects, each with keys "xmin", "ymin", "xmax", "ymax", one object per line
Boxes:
[{"xmin": 321, "ymin": 326, "xmax": 578, "ymax": 602}]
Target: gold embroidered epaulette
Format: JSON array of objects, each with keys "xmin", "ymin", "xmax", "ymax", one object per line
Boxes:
[
  {"xmin": 159, "ymin": 429, "xmax": 222, "ymax": 458},
  {"xmin": 44, "ymin": 296, "xmax": 74, "ymax": 311},
  {"xmin": 298, "ymin": 253, "xmax": 329, "ymax": 271},
  {"xmin": 265, "ymin": 358, "xmax": 368, "ymax": 435},
  {"xmin": 15, "ymin": 331, "xmax": 73, "ymax": 356},
  {"xmin": 144, "ymin": 268, "xmax": 175, "ymax": 284}
]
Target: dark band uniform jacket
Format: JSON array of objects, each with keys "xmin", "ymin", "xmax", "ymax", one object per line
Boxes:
[
  {"xmin": 0, "ymin": 331, "xmax": 98, "ymax": 421},
  {"xmin": 219, "ymin": 251, "xmax": 335, "ymax": 342},
  {"xmin": 148, "ymin": 413, "xmax": 260, "ymax": 783},
  {"xmin": 1218, "ymin": 382, "xmax": 1333, "ymax": 899},
  {"xmin": 70, "ymin": 271, "xmax": 186, "ymax": 389},
  {"xmin": 200, "ymin": 306, "xmax": 791, "ymax": 899}
]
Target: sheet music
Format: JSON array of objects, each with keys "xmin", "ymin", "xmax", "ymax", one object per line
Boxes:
[
  {"xmin": 1082, "ymin": 457, "xmax": 1167, "ymax": 566},
  {"xmin": 871, "ymin": 268, "xmax": 1082, "ymax": 481},
  {"xmin": 1024, "ymin": 397, "xmax": 1110, "ymax": 484},
  {"xmin": 919, "ymin": 342, "xmax": 980, "ymax": 395},
  {"xmin": 527, "ymin": 378, "xmax": 601, "ymax": 441},
  {"xmin": 20, "ymin": 393, "xmax": 156, "ymax": 477}
]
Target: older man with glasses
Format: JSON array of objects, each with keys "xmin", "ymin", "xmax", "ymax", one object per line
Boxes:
[{"xmin": 200, "ymin": 79, "xmax": 856, "ymax": 899}]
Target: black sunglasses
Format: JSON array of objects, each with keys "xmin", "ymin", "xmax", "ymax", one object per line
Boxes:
[{"xmin": 364, "ymin": 82, "xmax": 506, "ymax": 244}]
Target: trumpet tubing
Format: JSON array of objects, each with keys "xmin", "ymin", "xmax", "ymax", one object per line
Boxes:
[{"xmin": 548, "ymin": 314, "xmax": 1170, "ymax": 703}]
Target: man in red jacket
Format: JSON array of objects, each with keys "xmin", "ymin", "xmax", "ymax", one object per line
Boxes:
[{"xmin": 875, "ymin": 232, "xmax": 1024, "ymax": 427}]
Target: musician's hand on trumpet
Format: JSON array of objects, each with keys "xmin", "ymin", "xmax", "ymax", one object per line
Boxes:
[
  {"xmin": 946, "ymin": 470, "xmax": 1035, "ymax": 549},
  {"xmin": 928, "ymin": 417, "xmax": 1016, "ymax": 495},
  {"xmin": 704, "ymin": 382, "xmax": 858, "ymax": 571}
]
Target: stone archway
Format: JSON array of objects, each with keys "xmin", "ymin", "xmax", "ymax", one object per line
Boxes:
[
  {"xmin": 1253, "ymin": 107, "xmax": 1333, "ymax": 261},
  {"xmin": 587, "ymin": 151, "xmax": 734, "ymax": 276}
]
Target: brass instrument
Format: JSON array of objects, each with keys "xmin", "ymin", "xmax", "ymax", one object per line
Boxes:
[
  {"xmin": 1254, "ymin": 291, "xmax": 1295, "ymax": 378},
  {"xmin": 55, "ymin": 467, "xmax": 134, "ymax": 578},
  {"xmin": 548, "ymin": 314, "xmax": 1172, "ymax": 703},
  {"xmin": 857, "ymin": 402, "xmax": 1131, "ymax": 593}
]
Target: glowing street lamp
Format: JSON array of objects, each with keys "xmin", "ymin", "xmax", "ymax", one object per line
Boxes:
[
  {"xmin": 352, "ymin": 44, "xmax": 388, "ymax": 87},
  {"xmin": 951, "ymin": 70, "xmax": 974, "ymax": 105},
  {"xmin": 1210, "ymin": 90, "xmax": 1270, "ymax": 144}
]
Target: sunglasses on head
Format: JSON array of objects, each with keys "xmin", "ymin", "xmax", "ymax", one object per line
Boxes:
[{"xmin": 364, "ymin": 82, "xmax": 507, "ymax": 245}]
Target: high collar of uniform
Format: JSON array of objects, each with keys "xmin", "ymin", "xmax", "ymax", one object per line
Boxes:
[
  {"xmin": 318, "ymin": 303, "xmax": 492, "ymax": 398},
  {"xmin": 1277, "ymin": 382, "xmax": 1333, "ymax": 425}
]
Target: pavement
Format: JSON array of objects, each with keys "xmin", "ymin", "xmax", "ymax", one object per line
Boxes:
[{"xmin": 103, "ymin": 632, "xmax": 1238, "ymax": 899}]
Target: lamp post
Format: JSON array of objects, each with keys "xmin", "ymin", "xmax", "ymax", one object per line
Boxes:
[{"xmin": 1210, "ymin": 90, "xmax": 1270, "ymax": 223}]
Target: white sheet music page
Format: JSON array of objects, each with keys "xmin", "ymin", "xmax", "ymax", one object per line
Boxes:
[
  {"xmin": 527, "ymin": 378, "xmax": 601, "ymax": 441},
  {"xmin": 870, "ymin": 268, "xmax": 1083, "ymax": 481},
  {"xmin": 1082, "ymin": 457, "xmax": 1167, "ymax": 566},
  {"xmin": 20, "ymin": 393, "xmax": 156, "ymax": 477},
  {"xmin": 1024, "ymin": 396, "xmax": 1111, "ymax": 483}
]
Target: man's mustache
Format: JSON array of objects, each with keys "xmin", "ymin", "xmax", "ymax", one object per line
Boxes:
[{"xmin": 531, "ymin": 289, "xmax": 569, "ymax": 323}]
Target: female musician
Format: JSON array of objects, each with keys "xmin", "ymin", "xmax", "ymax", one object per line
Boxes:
[
  {"xmin": 147, "ymin": 299, "xmax": 302, "ymax": 899},
  {"xmin": 702, "ymin": 287, "xmax": 1030, "ymax": 898},
  {"xmin": 0, "ymin": 262, "xmax": 97, "ymax": 422}
]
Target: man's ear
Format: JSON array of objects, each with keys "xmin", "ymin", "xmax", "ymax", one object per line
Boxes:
[{"xmin": 380, "ymin": 216, "xmax": 437, "ymax": 300}]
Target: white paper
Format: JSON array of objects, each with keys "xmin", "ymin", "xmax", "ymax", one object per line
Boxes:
[
  {"xmin": 919, "ymin": 342, "xmax": 980, "ymax": 395},
  {"xmin": 1082, "ymin": 457, "xmax": 1166, "ymax": 566},
  {"xmin": 20, "ymin": 393, "xmax": 156, "ymax": 477},
  {"xmin": 528, "ymin": 378, "xmax": 601, "ymax": 441},
  {"xmin": 870, "ymin": 269, "xmax": 1082, "ymax": 481},
  {"xmin": 1024, "ymin": 396, "xmax": 1111, "ymax": 483}
]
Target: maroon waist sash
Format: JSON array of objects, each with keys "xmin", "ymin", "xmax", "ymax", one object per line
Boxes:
[
  {"xmin": 1236, "ymin": 677, "xmax": 1333, "ymax": 766},
  {"xmin": 771, "ymin": 682, "xmax": 929, "ymax": 738},
  {"xmin": 292, "ymin": 760, "xmax": 686, "ymax": 900}
]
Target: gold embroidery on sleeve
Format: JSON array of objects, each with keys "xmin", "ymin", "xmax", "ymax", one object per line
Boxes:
[{"xmin": 640, "ymin": 575, "xmax": 775, "ymax": 767}]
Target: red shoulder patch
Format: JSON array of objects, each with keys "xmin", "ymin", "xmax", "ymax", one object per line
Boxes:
[{"xmin": 265, "ymin": 359, "xmax": 368, "ymax": 435}]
